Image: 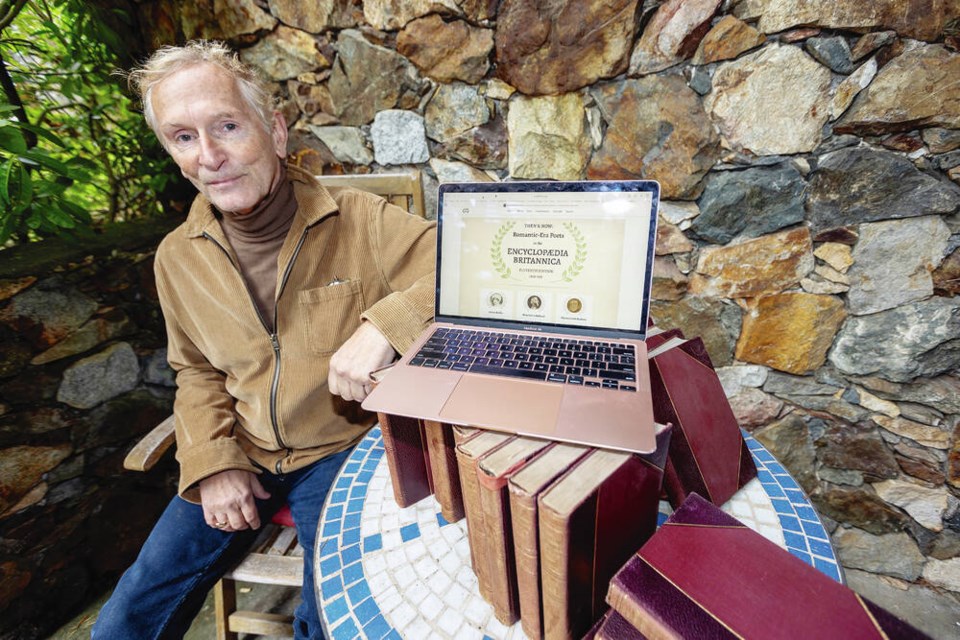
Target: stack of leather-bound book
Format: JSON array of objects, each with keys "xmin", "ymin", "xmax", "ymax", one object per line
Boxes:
[
  {"xmin": 375, "ymin": 324, "xmax": 770, "ymax": 638},
  {"xmin": 588, "ymin": 493, "xmax": 929, "ymax": 640}
]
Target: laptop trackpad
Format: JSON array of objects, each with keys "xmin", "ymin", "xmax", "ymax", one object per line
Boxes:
[{"xmin": 439, "ymin": 376, "xmax": 562, "ymax": 434}]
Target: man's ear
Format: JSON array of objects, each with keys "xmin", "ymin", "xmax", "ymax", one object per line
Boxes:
[{"xmin": 272, "ymin": 111, "xmax": 288, "ymax": 159}]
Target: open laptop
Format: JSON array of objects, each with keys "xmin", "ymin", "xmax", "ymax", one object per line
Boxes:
[{"xmin": 362, "ymin": 180, "xmax": 661, "ymax": 454}]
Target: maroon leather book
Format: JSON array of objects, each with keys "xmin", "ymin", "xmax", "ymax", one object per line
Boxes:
[
  {"xmin": 644, "ymin": 327, "xmax": 683, "ymax": 352},
  {"xmin": 377, "ymin": 412, "xmax": 432, "ymax": 508},
  {"xmin": 596, "ymin": 610, "xmax": 648, "ymax": 640},
  {"xmin": 647, "ymin": 336, "xmax": 756, "ymax": 507},
  {"xmin": 539, "ymin": 425, "xmax": 671, "ymax": 640},
  {"xmin": 607, "ymin": 494, "xmax": 930, "ymax": 640}
]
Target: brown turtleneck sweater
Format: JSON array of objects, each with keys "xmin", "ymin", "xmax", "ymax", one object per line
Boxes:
[{"xmin": 218, "ymin": 164, "xmax": 297, "ymax": 333}]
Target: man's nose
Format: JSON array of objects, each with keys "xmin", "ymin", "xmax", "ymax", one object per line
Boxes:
[{"xmin": 197, "ymin": 134, "xmax": 226, "ymax": 169}]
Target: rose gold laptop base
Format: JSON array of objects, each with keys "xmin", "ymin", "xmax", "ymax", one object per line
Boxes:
[{"xmin": 362, "ymin": 322, "xmax": 657, "ymax": 454}]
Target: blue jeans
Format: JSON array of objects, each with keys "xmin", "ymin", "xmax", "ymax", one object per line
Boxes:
[{"xmin": 92, "ymin": 448, "xmax": 351, "ymax": 640}]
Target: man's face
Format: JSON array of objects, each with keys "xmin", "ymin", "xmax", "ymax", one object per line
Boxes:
[{"xmin": 150, "ymin": 63, "xmax": 287, "ymax": 215}]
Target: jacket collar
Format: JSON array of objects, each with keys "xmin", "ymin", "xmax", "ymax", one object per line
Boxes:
[{"xmin": 181, "ymin": 164, "xmax": 340, "ymax": 239}]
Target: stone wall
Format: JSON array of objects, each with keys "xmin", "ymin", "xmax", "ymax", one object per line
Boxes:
[
  {"xmin": 0, "ymin": 221, "xmax": 178, "ymax": 638},
  {"xmin": 3, "ymin": 0, "xmax": 959, "ymax": 635},
  {"xmin": 133, "ymin": 0, "xmax": 960, "ymax": 626}
]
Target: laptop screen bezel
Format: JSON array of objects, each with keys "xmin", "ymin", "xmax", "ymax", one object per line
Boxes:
[{"xmin": 433, "ymin": 180, "xmax": 660, "ymax": 341}]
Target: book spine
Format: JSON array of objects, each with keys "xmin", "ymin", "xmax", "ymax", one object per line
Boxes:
[
  {"xmin": 539, "ymin": 498, "xmax": 578, "ymax": 640},
  {"xmin": 455, "ymin": 446, "xmax": 490, "ymax": 600},
  {"xmin": 377, "ymin": 412, "xmax": 431, "ymax": 508},
  {"xmin": 606, "ymin": 574, "xmax": 681, "ymax": 640},
  {"xmin": 423, "ymin": 420, "xmax": 465, "ymax": 523},
  {"xmin": 510, "ymin": 487, "xmax": 544, "ymax": 640},
  {"xmin": 478, "ymin": 479, "xmax": 520, "ymax": 625},
  {"xmin": 419, "ymin": 420, "xmax": 435, "ymax": 494}
]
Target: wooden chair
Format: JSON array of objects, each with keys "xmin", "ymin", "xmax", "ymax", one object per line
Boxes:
[{"xmin": 123, "ymin": 170, "xmax": 426, "ymax": 639}]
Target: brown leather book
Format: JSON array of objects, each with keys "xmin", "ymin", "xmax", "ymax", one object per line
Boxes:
[
  {"xmin": 539, "ymin": 425, "xmax": 671, "ymax": 640},
  {"xmin": 508, "ymin": 443, "xmax": 591, "ymax": 640},
  {"xmin": 607, "ymin": 493, "xmax": 930, "ymax": 640},
  {"xmin": 454, "ymin": 430, "xmax": 512, "ymax": 600},
  {"xmin": 422, "ymin": 420, "xmax": 465, "ymax": 523},
  {"xmin": 377, "ymin": 412, "xmax": 432, "ymax": 508},
  {"xmin": 647, "ymin": 336, "xmax": 756, "ymax": 507},
  {"xmin": 475, "ymin": 436, "xmax": 552, "ymax": 625}
]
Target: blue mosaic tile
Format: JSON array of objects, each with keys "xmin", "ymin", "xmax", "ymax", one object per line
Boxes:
[
  {"xmin": 320, "ymin": 553, "xmax": 341, "ymax": 575},
  {"xmin": 342, "ymin": 561, "xmax": 364, "ymax": 586},
  {"xmin": 436, "ymin": 512, "xmax": 449, "ymax": 527},
  {"xmin": 784, "ymin": 489, "xmax": 806, "ymax": 504},
  {"xmin": 809, "ymin": 538, "xmax": 834, "ymax": 557},
  {"xmin": 777, "ymin": 475, "xmax": 800, "ymax": 490},
  {"xmin": 342, "ymin": 543, "xmax": 362, "ymax": 566},
  {"xmin": 400, "ymin": 522, "xmax": 420, "ymax": 542},
  {"xmin": 323, "ymin": 520, "xmax": 342, "ymax": 537},
  {"xmin": 384, "ymin": 630, "xmax": 402, "ymax": 640},
  {"xmin": 343, "ymin": 527, "xmax": 361, "ymax": 546},
  {"xmin": 347, "ymin": 498, "xmax": 365, "ymax": 514},
  {"xmin": 364, "ymin": 533, "xmax": 383, "ymax": 553},
  {"xmin": 771, "ymin": 498, "xmax": 793, "ymax": 515},
  {"xmin": 762, "ymin": 483, "xmax": 785, "ymax": 498},
  {"xmin": 788, "ymin": 549, "xmax": 812, "ymax": 565},
  {"xmin": 318, "ymin": 538, "xmax": 339, "ymax": 558},
  {"xmin": 815, "ymin": 558, "xmax": 842, "ymax": 582},
  {"xmin": 756, "ymin": 469, "xmax": 776, "ymax": 483},
  {"xmin": 795, "ymin": 505, "xmax": 819, "ymax": 521},
  {"xmin": 326, "ymin": 504, "xmax": 344, "ymax": 520},
  {"xmin": 332, "ymin": 616, "xmax": 360, "ymax": 640},
  {"xmin": 357, "ymin": 469, "xmax": 374, "ymax": 483},
  {"xmin": 364, "ymin": 615, "xmax": 390, "ymax": 640},
  {"xmin": 778, "ymin": 515, "xmax": 802, "ymax": 533},
  {"xmin": 354, "ymin": 596, "xmax": 381, "ymax": 625},
  {"xmin": 344, "ymin": 461, "xmax": 361, "ymax": 474},
  {"xmin": 322, "ymin": 575, "xmax": 343, "ymax": 600},
  {"xmin": 801, "ymin": 518, "xmax": 828, "ymax": 539},
  {"xmin": 336, "ymin": 476, "xmax": 353, "ymax": 489},
  {"xmin": 329, "ymin": 489, "xmax": 349, "ymax": 505},
  {"xmin": 753, "ymin": 448, "xmax": 776, "ymax": 462},
  {"xmin": 348, "ymin": 580, "xmax": 372, "ymax": 606},
  {"xmin": 344, "ymin": 513, "xmax": 362, "ymax": 530},
  {"xmin": 324, "ymin": 596, "xmax": 349, "ymax": 624},
  {"xmin": 783, "ymin": 530, "xmax": 808, "ymax": 551}
]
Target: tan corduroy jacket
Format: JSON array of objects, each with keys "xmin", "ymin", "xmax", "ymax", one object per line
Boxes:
[{"xmin": 154, "ymin": 166, "xmax": 436, "ymax": 502}]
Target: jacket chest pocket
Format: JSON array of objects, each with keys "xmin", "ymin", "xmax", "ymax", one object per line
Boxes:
[{"xmin": 299, "ymin": 279, "xmax": 364, "ymax": 355}]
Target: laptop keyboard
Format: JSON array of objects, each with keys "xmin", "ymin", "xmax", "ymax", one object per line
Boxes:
[{"xmin": 409, "ymin": 327, "xmax": 638, "ymax": 392}]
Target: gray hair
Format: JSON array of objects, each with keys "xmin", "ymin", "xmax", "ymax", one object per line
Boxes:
[{"xmin": 126, "ymin": 40, "xmax": 276, "ymax": 138}]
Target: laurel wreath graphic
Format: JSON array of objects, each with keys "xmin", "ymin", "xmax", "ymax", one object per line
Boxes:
[
  {"xmin": 491, "ymin": 221, "xmax": 515, "ymax": 279},
  {"xmin": 561, "ymin": 222, "xmax": 587, "ymax": 282}
]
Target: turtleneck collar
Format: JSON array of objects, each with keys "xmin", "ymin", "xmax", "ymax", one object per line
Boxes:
[{"xmin": 217, "ymin": 163, "xmax": 297, "ymax": 243}]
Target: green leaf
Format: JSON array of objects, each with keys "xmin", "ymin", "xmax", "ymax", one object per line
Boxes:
[
  {"xmin": 45, "ymin": 204, "xmax": 78, "ymax": 229},
  {"xmin": 17, "ymin": 149, "xmax": 75, "ymax": 177},
  {"xmin": 0, "ymin": 208, "xmax": 20, "ymax": 245},
  {"xmin": 0, "ymin": 125, "xmax": 28, "ymax": 155}
]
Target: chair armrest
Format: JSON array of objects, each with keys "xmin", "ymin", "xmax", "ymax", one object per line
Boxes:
[{"xmin": 124, "ymin": 415, "xmax": 176, "ymax": 472}]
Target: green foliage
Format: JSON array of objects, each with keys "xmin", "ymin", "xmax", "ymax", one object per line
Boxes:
[{"xmin": 0, "ymin": 0, "xmax": 178, "ymax": 246}]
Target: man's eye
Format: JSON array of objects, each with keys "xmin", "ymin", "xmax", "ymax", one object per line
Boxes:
[
  {"xmin": 223, "ymin": 122, "xmax": 238, "ymax": 132},
  {"xmin": 175, "ymin": 133, "xmax": 194, "ymax": 143}
]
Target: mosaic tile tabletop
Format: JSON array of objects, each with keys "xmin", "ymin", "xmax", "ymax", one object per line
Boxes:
[{"xmin": 315, "ymin": 427, "xmax": 841, "ymax": 640}]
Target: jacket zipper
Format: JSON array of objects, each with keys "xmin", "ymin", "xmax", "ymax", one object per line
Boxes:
[{"xmin": 203, "ymin": 229, "xmax": 310, "ymax": 471}]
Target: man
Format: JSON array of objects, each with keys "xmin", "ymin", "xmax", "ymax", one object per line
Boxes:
[{"xmin": 92, "ymin": 41, "xmax": 436, "ymax": 639}]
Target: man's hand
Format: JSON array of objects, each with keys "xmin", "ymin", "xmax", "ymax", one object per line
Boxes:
[
  {"xmin": 199, "ymin": 469, "xmax": 271, "ymax": 532},
  {"xmin": 328, "ymin": 321, "xmax": 396, "ymax": 402}
]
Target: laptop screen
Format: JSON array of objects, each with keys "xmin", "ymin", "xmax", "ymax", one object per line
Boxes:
[{"xmin": 435, "ymin": 181, "xmax": 660, "ymax": 339}]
